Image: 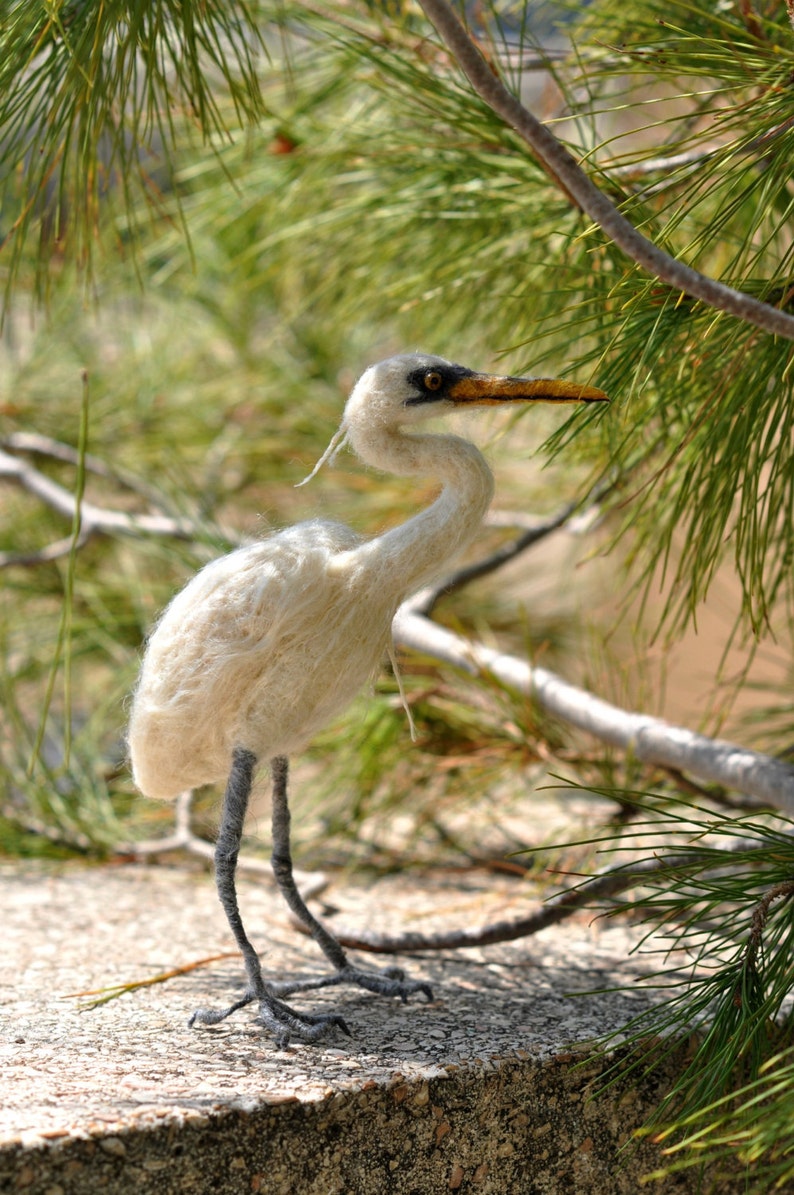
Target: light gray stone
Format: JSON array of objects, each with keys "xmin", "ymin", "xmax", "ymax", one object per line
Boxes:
[{"xmin": 0, "ymin": 861, "xmax": 734, "ymax": 1193}]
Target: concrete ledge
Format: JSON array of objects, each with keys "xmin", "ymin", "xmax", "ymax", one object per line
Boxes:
[{"xmin": 1, "ymin": 862, "xmax": 725, "ymax": 1193}]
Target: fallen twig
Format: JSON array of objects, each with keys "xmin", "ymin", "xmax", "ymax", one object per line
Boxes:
[
  {"xmin": 324, "ymin": 854, "xmax": 701, "ymax": 954},
  {"xmin": 61, "ymin": 952, "xmax": 237, "ymax": 1009},
  {"xmin": 329, "ymin": 844, "xmax": 773, "ymax": 955}
]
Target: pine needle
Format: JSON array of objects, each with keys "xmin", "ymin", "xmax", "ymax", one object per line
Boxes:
[{"xmin": 62, "ymin": 952, "xmax": 237, "ymax": 1010}]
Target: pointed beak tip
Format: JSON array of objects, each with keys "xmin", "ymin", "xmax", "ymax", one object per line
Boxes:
[{"xmin": 580, "ymin": 386, "xmax": 610, "ymax": 404}]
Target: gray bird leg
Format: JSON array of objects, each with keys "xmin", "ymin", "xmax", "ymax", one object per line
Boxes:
[
  {"xmin": 267, "ymin": 755, "xmax": 433, "ymax": 1006},
  {"xmin": 188, "ymin": 747, "xmax": 349, "ymax": 1046}
]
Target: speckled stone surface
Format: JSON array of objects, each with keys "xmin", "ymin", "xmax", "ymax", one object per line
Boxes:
[{"xmin": 1, "ymin": 861, "xmax": 730, "ymax": 1193}]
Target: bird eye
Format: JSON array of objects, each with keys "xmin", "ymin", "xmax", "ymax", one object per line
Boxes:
[{"xmin": 424, "ymin": 371, "xmax": 443, "ymax": 392}]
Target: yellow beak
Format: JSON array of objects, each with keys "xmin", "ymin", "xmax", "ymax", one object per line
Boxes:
[{"xmin": 447, "ymin": 373, "xmax": 608, "ymax": 406}]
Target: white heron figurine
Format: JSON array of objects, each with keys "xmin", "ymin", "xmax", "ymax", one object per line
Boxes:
[{"xmin": 128, "ymin": 353, "xmax": 607, "ymax": 1045}]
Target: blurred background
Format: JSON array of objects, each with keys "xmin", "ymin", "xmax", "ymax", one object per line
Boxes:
[{"xmin": 1, "ymin": 0, "xmax": 792, "ymax": 865}]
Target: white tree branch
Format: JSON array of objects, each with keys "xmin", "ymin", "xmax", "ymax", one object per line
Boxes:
[
  {"xmin": 392, "ymin": 603, "xmax": 794, "ymax": 813},
  {"xmin": 417, "ymin": 0, "xmax": 794, "ymax": 340},
  {"xmin": 0, "ymin": 444, "xmax": 198, "ymax": 566}
]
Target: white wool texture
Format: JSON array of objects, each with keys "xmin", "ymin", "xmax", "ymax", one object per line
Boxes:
[
  {"xmin": 129, "ymin": 355, "xmax": 502, "ymax": 802},
  {"xmin": 129, "ymin": 520, "xmax": 404, "ymax": 800}
]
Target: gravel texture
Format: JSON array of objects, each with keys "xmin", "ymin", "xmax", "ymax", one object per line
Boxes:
[{"xmin": 1, "ymin": 860, "xmax": 731, "ymax": 1193}]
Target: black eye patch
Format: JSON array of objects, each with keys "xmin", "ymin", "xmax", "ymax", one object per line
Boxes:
[{"xmin": 404, "ymin": 363, "xmax": 475, "ymax": 406}]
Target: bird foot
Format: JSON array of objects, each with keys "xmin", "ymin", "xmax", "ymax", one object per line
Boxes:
[
  {"xmin": 188, "ymin": 965, "xmax": 431, "ymax": 1047},
  {"xmin": 271, "ymin": 963, "xmax": 434, "ymax": 1004},
  {"xmin": 188, "ymin": 986, "xmax": 350, "ymax": 1048}
]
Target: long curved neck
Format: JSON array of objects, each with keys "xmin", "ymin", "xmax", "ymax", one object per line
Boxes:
[{"xmin": 349, "ymin": 424, "xmax": 495, "ymax": 598}]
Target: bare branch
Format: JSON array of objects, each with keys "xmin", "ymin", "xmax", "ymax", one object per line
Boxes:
[
  {"xmin": 3, "ymin": 432, "xmax": 125, "ymax": 479},
  {"xmin": 606, "ymin": 114, "xmax": 794, "ymax": 184},
  {"xmin": 392, "ymin": 606, "xmax": 794, "ymax": 813},
  {"xmin": 417, "ymin": 0, "xmax": 794, "ymax": 340},
  {"xmin": 0, "ymin": 444, "xmax": 201, "ymax": 566},
  {"xmin": 2, "ymin": 431, "xmax": 175, "ymax": 509},
  {"xmin": 327, "ymin": 849, "xmax": 768, "ymax": 955},
  {"xmin": 0, "ymin": 531, "xmax": 91, "ymax": 569},
  {"xmin": 608, "ymin": 146, "xmax": 717, "ymax": 180}
]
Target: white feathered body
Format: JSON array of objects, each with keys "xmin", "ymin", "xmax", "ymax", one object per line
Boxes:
[
  {"xmin": 130, "ymin": 520, "xmax": 406, "ymax": 800},
  {"xmin": 129, "ymin": 355, "xmax": 502, "ymax": 801}
]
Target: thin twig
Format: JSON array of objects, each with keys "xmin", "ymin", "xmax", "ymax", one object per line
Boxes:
[
  {"xmin": 417, "ymin": 0, "xmax": 794, "ymax": 340},
  {"xmin": 607, "ymin": 146, "xmax": 717, "ymax": 181},
  {"xmin": 61, "ymin": 952, "xmax": 238, "ymax": 1009},
  {"xmin": 2, "ymin": 431, "xmax": 178, "ymax": 509},
  {"xmin": 3, "ymin": 431, "xmax": 128, "ymax": 480},
  {"xmin": 0, "ymin": 531, "xmax": 92, "ymax": 568},
  {"xmin": 118, "ymin": 791, "xmax": 329, "ymax": 892},
  {"xmin": 605, "ymin": 116, "xmax": 794, "ymax": 184}
]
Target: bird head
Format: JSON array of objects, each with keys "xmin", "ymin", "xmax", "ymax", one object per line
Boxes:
[
  {"xmin": 299, "ymin": 353, "xmax": 607, "ymax": 485},
  {"xmin": 349, "ymin": 354, "xmax": 608, "ymax": 426}
]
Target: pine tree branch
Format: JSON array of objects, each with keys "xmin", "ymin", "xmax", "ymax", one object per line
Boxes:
[
  {"xmin": 417, "ymin": 0, "xmax": 794, "ymax": 341},
  {"xmin": 392, "ymin": 604, "xmax": 794, "ymax": 813}
]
